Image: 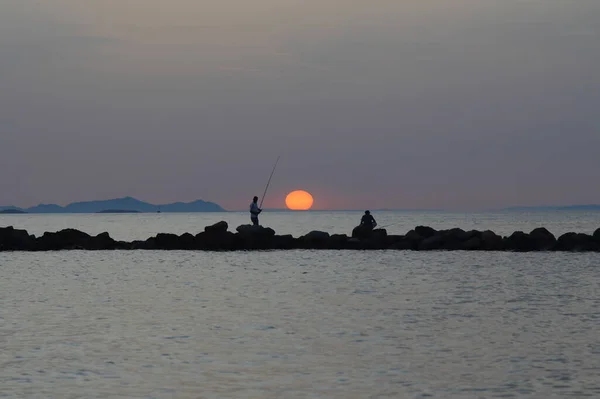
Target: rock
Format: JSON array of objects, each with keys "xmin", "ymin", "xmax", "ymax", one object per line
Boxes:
[
  {"xmin": 385, "ymin": 235, "xmax": 403, "ymax": 248},
  {"xmin": 416, "ymin": 228, "xmax": 478, "ymax": 250},
  {"xmin": 114, "ymin": 241, "xmax": 132, "ymax": 250},
  {"xmin": 404, "ymin": 230, "xmax": 424, "ymax": 245},
  {"xmin": 462, "ymin": 237, "xmax": 482, "ymax": 251},
  {"xmin": 481, "ymin": 230, "xmax": 504, "ymax": 250},
  {"xmin": 88, "ymin": 232, "xmax": 117, "ymax": 250},
  {"xmin": 418, "ymin": 235, "xmax": 444, "ymax": 250},
  {"xmin": 236, "ymin": 225, "xmax": 276, "ymax": 250},
  {"xmin": 372, "ymin": 228, "xmax": 387, "ymax": 239},
  {"xmin": 299, "ymin": 231, "xmax": 330, "ymax": 249},
  {"xmin": 236, "ymin": 224, "xmax": 275, "ymax": 237},
  {"xmin": 329, "ymin": 234, "xmax": 349, "ymax": 249},
  {"xmin": 196, "ymin": 231, "xmax": 236, "ymax": 250},
  {"xmin": 346, "ymin": 237, "xmax": 363, "ymax": 249},
  {"xmin": 352, "ymin": 226, "xmax": 387, "ymax": 240},
  {"xmin": 529, "ymin": 227, "xmax": 556, "ymax": 250},
  {"xmin": 177, "ymin": 233, "xmax": 197, "ymax": 250},
  {"xmin": 0, "ymin": 226, "xmax": 35, "ymax": 251},
  {"xmin": 130, "ymin": 240, "xmax": 148, "ymax": 250},
  {"xmin": 504, "ymin": 231, "xmax": 536, "ymax": 252},
  {"xmin": 152, "ymin": 233, "xmax": 181, "ymax": 249},
  {"xmin": 304, "ymin": 230, "xmax": 330, "ymax": 241},
  {"xmin": 438, "ymin": 228, "xmax": 470, "ymax": 250},
  {"xmin": 415, "ymin": 226, "xmax": 436, "ymax": 238},
  {"xmin": 36, "ymin": 228, "xmax": 92, "ymax": 250},
  {"xmin": 272, "ymin": 234, "xmax": 296, "ymax": 249},
  {"xmin": 2, "ymin": 224, "xmax": 599, "ymax": 252},
  {"xmin": 555, "ymin": 232, "xmax": 599, "ymax": 252},
  {"xmin": 441, "ymin": 228, "xmax": 468, "ymax": 240},
  {"xmin": 389, "ymin": 238, "xmax": 417, "ymax": 250},
  {"xmin": 204, "ymin": 221, "xmax": 228, "ymax": 234},
  {"xmin": 351, "ymin": 225, "xmax": 371, "ymax": 239}
]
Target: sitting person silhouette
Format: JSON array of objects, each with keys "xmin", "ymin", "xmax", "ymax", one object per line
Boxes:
[{"xmin": 360, "ymin": 210, "xmax": 377, "ymax": 231}]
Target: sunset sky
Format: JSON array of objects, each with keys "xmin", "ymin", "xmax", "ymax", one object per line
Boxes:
[{"xmin": 1, "ymin": 1, "xmax": 599, "ymax": 210}]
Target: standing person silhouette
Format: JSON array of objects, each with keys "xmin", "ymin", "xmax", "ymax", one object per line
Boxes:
[{"xmin": 250, "ymin": 196, "xmax": 262, "ymax": 226}]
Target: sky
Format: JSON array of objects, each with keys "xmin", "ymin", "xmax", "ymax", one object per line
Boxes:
[{"xmin": 1, "ymin": 0, "xmax": 599, "ymax": 210}]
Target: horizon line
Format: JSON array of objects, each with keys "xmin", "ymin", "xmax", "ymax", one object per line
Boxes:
[{"xmin": 2, "ymin": 196, "xmax": 600, "ymax": 213}]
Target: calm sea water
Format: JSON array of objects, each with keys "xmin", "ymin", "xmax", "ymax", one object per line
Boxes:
[{"xmin": 1, "ymin": 212, "xmax": 600, "ymax": 398}]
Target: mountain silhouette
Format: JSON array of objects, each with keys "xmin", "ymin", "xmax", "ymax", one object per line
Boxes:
[{"xmin": 0, "ymin": 197, "xmax": 225, "ymax": 213}]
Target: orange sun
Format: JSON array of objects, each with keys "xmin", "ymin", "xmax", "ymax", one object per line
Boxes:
[{"xmin": 285, "ymin": 190, "xmax": 314, "ymax": 210}]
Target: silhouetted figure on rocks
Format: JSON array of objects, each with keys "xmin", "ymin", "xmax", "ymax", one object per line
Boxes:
[
  {"xmin": 250, "ymin": 196, "xmax": 262, "ymax": 226},
  {"xmin": 352, "ymin": 210, "xmax": 377, "ymax": 239},
  {"xmin": 360, "ymin": 210, "xmax": 377, "ymax": 231}
]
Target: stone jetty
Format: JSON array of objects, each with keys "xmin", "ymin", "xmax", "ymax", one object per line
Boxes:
[{"xmin": 1, "ymin": 223, "xmax": 600, "ymax": 252}]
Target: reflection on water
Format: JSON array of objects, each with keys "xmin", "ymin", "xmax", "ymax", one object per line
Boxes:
[{"xmin": 1, "ymin": 250, "xmax": 599, "ymax": 398}]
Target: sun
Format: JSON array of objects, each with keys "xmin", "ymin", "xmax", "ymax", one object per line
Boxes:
[{"xmin": 285, "ymin": 190, "xmax": 314, "ymax": 210}]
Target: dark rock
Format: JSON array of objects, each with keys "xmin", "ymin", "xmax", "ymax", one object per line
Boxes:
[
  {"xmin": 555, "ymin": 232, "xmax": 599, "ymax": 252},
  {"xmin": 462, "ymin": 237, "xmax": 482, "ymax": 250},
  {"xmin": 204, "ymin": 221, "xmax": 228, "ymax": 234},
  {"xmin": 36, "ymin": 228, "xmax": 92, "ymax": 250},
  {"xmin": 196, "ymin": 231, "xmax": 237, "ymax": 251},
  {"xmin": 303, "ymin": 231, "xmax": 330, "ymax": 241},
  {"xmin": 416, "ymin": 228, "xmax": 477, "ymax": 250},
  {"xmin": 404, "ymin": 230, "xmax": 424, "ymax": 245},
  {"xmin": 177, "ymin": 233, "xmax": 197, "ymax": 250},
  {"xmin": 329, "ymin": 234, "xmax": 349, "ymax": 249},
  {"xmin": 351, "ymin": 225, "xmax": 371, "ymax": 239},
  {"xmin": 372, "ymin": 228, "xmax": 387, "ymax": 239},
  {"xmin": 114, "ymin": 241, "xmax": 132, "ymax": 250},
  {"xmin": 151, "ymin": 233, "xmax": 182, "ymax": 249},
  {"xmin": 236, "ymin": 225, "xmax": 276, "ymax": 250},
  {"xmin": 415, "ymin": 226, "xmax": 436, "ymax": 238},
  {"xmin": 272, "ymin": 234, "xmax": 296, "ymax": 250},
  {"xmin": 418, "ymin": 235, "xmax": 445, "ymax": 250},
  {"xmin": 299, "ymin": 231, "xmax": 330, "ymax": 249},
  {"xmin": 352, "ymin": 226, "xmax": 387, "ymax": 240},
  {"xmin": 88, "ymin": 232, "xmax": 117, "ymax": 250},
  {"xmin": 384, "ymin": 235, "xmax": 403, "ymax": 248},
  {"xmin": 354, "ymin": 229, "xmax": 387, "ymax": 249},
  {"xmin": 346, "ymin": 237, "xmax": 363, "ymax": 250},
  {"xmin": 236, "ymin": 224, "xmax": 275, "ymax": 237},
  {"xmin": 3, "ymin": 223, "xmax": 600, "ymax": 252},
  {"xmin": 481, "ymin": 230, "xmax": 504, "ymax": 250},
  {"xmin": 0, "ymin": 226, "xmax": 35, "ymax": 251},
  {"xmin": 438, "ymin": 228, "xmax": 470, "ymax": 250},
  {"xmin": 389, "ymin": 238, "xmax": 417, "ymax": 250},
  {"xmin": 504, "ymin": 231, "xmax": 536, "ymax": 252},
  {"xmin": 440, "ymin": 227, "xmax": 468, "ymax": 240},
  {"xmin": 130, "ymin": 240, "xmax": 148, "ymax": 250},
  {"xmin": 529, "ymin": 227, "xmax": 556, "ymax": 250}
]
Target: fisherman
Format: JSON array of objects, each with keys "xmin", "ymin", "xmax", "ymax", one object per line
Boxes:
[
  {"xmin": 250, "ymin": 196, "xmax": 262, "ymax": 226},
  {"xmin": 360, "ymin": 210, "xmax": 377, "ymax": 231}
]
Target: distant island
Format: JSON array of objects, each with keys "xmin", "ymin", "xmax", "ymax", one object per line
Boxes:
[
  {"xmin": 0, "ymin": 209, "xmax": 27, "ymax": 214},
  {"xmin": 0, "ymin": 197, "xmax": 225, "ymax": 214}
]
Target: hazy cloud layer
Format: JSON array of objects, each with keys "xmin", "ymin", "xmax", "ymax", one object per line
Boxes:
[{"xmin": 1, "ymin": 0, "xmax": 599, "ymax": 209}]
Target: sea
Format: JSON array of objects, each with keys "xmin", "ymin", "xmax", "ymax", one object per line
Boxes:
[{"xmin": 1, "ymin": 211, "xmax": 599, "ymax": 398}]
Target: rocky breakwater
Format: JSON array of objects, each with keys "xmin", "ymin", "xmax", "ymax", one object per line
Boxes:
[{"xmin": 1, "ymin": 223, "xmax": 600, "ymax": 252}]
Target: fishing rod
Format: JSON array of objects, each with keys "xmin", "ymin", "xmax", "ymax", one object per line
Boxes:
[
  {"xmin": 259, "ymin": 155, "xmax": 280, "ymax": 209},
  {"xmin": 379, "ymin": 222, "xmax": 400, "ymax": 229}
]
